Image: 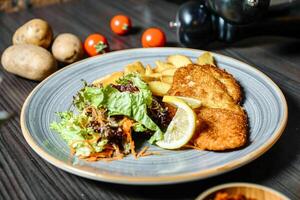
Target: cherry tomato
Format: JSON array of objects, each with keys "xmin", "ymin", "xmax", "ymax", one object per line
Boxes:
[
  {"xmin": 141, "ymin": 28, "xmax": 166, "ymax": 47},
  {"xmin": 110, "ymin": 15, "xmax": 132, "ymax": 35},
  {"xmin": 84, "ymin": 34, "xmax": 109, "ymax": 57}
]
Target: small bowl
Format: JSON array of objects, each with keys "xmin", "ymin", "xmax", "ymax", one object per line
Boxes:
[{"xmin": 196, "ymin": 183, "xmax": 290, "ymax": 200}]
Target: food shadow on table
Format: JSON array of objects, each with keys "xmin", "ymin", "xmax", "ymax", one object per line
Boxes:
[{"xmin": 80, "ymin": 91, "xmax": 299, "ymax": 200}]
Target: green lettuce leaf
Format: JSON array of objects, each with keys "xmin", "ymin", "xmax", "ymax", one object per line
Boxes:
[
  {"xmin": 117, "ymin": 73, "xmax": 152, "ymax": 106},
  {"xmin": 133, "ymin": 123, "xmax": 148, "ymax": 132},
  {"xmin": 73, "ymin": 74, "xmax": 163, "ymax": 143},
  {"xmin": 50, "ymin": 111, "xmax": 107, "ymax": 157},
  {"xmin": 50, "ymin": 112, "xmax": 89, "ymax": 145},
  {"xmin": 74, "ymin": 85, "xmax": 105, "ymax": 110},
  {"xmin": 105, "ymin": 86, "xmax": 132, "ymax": 116}
]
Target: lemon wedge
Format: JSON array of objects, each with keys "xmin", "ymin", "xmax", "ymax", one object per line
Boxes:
[
  {"xmin": 175, "ymin": 96, "xmax": 201, "ymax": 109},
  {"xmin": 156, "ymin": 96, "xmax": 197, "ymax": 149}
]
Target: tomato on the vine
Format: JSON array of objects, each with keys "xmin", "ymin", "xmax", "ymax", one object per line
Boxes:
[
  {"xmin": 84, "ymin": 34, "xmax": 109, "ymax": 57},
  {"xmin": 141, "ymin": 28, "xmax": 166, "ymax": 47},
  {"xmin": 110, "ymin": 15, "xmax": 132, "ymax": 35}
]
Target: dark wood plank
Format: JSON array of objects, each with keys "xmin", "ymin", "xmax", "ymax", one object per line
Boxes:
[{"xmin": 0, "ymin": 0, "xmax": 299, "ymax": 199}]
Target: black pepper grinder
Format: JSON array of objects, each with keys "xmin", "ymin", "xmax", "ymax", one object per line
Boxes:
[{"xmin": 170, "ymin": 0, "xmax": 300, "ymax": 48}]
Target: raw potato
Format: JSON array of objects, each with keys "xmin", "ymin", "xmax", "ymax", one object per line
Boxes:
[
  {"xmin": 124, "ymin": 61, "xmax": 145, "ymax": 75},
  {"xmin": 52, "ymin": 33, "xmax": 83, "ymax": 63},
  {"xmin": 1, "ymin": 44, "xmax": 57, "ymax": 81},
  {"xmin": 167, "ymin": 55, "xmax": 192, "ymax": 68},
  {"xmin": 148, "ymin": 81, "xmax": 171, "ymax": 96},
  {"xmin": 197, "ymin": 52, "xmax": 215, "ymax": 66},
  {"xmin": 93, "ymin": 71, "xmax": 124, "ymax": 86},
  {"xmin": 13, "ymin": 19, "xmax": 53, "ymax": 48}
]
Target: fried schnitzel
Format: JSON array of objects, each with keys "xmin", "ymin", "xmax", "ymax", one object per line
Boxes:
[
  {"xmin": 167, "ymin": 64, "xmax": 242, "ymax": 113},
  {"xmin": 193, "ymin": 107, "xmax": 247, "ymax": 150},
  {"xmin": 167, "ymin": 64, "xmax": 248, "ymax": 151},
  {"xmin": 197, "ymin": 64, "xmax": 242, "ymax": 103}
]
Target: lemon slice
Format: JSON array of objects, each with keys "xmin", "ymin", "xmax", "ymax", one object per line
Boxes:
[
  {"xmin": 156, "ymin": 96, "xmax": 197, "ymax": 149},
  {"xmin": 175, "ymin": 96, "xmax": 201, "ymax": 109}
]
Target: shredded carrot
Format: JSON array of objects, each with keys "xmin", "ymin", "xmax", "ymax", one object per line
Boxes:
[
  {"xmin": 84, "ymin": 149, "xmax": 114, "ymax": 162},
  {"xmin": 70, "ymin": 116, "xmax": 149, "ymax": 161},
  {"xmin": 87, "ymin": 157, "xmax": 98, "ymax": 162},
  {"xmin": 70, "ymin": 147, "xmax": 76, "ymax": 156},
  {"xmin": 90, "ymin": 149, "xmax": 113, "ymax": 158},
  {"xmin": 137, "ymin": 146, "xmax": 149, "ymax": 158},
  {"xmin": 122, "ymin": 117, "xmax": 133, "ymax": 133},
  {"xmin": 122, "ymin": 117, "xmax": 137, "ymax": 158},
  {"xmin": 113, "ymin": 145, "xmax": 124, "ymax": 160}
]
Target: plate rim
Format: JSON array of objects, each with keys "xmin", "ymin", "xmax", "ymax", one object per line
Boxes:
[
  {"xmin": 20, "ymin": 47, "xmax": 288, "ymax": 185},
  {"xmin": 195, "ymin": 182, "xmax": 290, "ymax": 200}
]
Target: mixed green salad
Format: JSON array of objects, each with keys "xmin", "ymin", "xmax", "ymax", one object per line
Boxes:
[{"xmin": 50, "ymin": 74, "xmax": 171, "ymax": 161}]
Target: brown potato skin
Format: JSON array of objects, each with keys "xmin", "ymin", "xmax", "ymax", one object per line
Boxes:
[
  {"xmin": 51, "ymin": 33, "xmax": 84, "ymax": 63},
  {"xmin": 1, "ymin": 44, "xmax": 57, "ymax": 81},
  {"xmin": 12, "ymin": 19, "xmax": 53, "ymax": 48}
]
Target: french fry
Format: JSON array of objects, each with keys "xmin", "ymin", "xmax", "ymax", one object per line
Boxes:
[
  {"xmin": 145, "ymin": 64, "xmax": 153, "ymax": 75},
  {"xmin": 154, "ymin": 61, "xmax": 175, "ymax": 72},
  {"xmin": 162, "ymin": 76, "xmax": 173, "ymax": 84},
  {"xmin": 92, "ymin": 71, "xmax": 124, "ymax": 86},
  {"xmin": 148, "ymin": 73, "xmax": 162, "ymax": 78},
  {"xmin": 141, "ymin": 75, "xmax": 151, "ymax": 82},
  {"xmin": 197, "ymin": 52, "xmax": 215, "ymax": 66},
  {"xmin": 142, "ymin": 65, "xmax": 162, "ymax": 82},
  {"xmin": 143, "ymin": 73, "xmax": 162, "ymax": 80},
  {"xmin": 124, "ymin": 61, "xmax": 145, "ymax": 75},
  {"xmin": 167, "ymin": 55, "xmax": 192, "ymax": 68},
  {"xmin": 148, "ymin": 81, "xmax": 171, "ymax": 96},
  {"xmin": 161, "ymin": 68, "xmax": 177, "ymax": 76}
]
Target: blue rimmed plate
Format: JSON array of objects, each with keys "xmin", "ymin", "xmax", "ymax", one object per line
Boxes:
[{"xmin": 20, "ymin": 48, "xmax": 287, "ymax": 185}]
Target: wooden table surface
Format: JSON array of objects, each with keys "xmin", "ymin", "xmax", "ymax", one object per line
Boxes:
[{"xmin": 0, "ymin": 0, "xmax": 299, "ymax": 199}]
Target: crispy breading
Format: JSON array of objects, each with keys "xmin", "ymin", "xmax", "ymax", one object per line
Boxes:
[
  {"xmin": 166, "ymin": 63, "xmax": 248, "ymax": 151},
  {"xmin": 167, "ymin": 64, "xmax": 242, "ymax": 113},
  {"xmin": 192, "ymin": 107, "xmax": 248, "ymax": 150},
  {"xmin": 197, "ymin": 64, "xmax": 242, "ymax": 103}
]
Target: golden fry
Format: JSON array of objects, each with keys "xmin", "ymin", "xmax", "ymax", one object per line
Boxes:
[
  {"xmin": 161, "ymin": 76, "xmax": 173, "ymax": 84},
  {"xmin": 124, "ymin": 61, "xmax": 145, "ymax": 75},
  {"xmin": 148, "ymin": 81, "xmax": 171, "ymax": 96},
  {"xmin": 161, "ymin": 68, "xmax": 177, "ymax": 76},
  {"xmin": 145, "ymin": 64, "xmax": 153, "ymax": 75},
  {"xmin": 154, "ymin": 61, "xmax": 175, "ymax": 72},
  {"xmin": 142, "ymin": 65, "xmax": 162, "ymax": 82},
  {"xmin": 93, "ymin": 71, "xmax": 124, "ymax": 86},
  {"xmin": 167, "ymin": 55, "xmax": 192, "ymax": 68},
  {"xmin": 197, "ymin": 52, "xmax": 215, "ymax": 66}
]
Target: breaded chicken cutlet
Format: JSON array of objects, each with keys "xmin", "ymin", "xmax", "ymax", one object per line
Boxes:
[
  {"xmin": 167, "ymin": 64, "xmax": 248, "ymax": 151},
  {"xmin": 197, "ymin": 64, "xmax": 242, "ymax": 104},
  {"xmin": 168, "ymin": 64, "xmax": 242, "ymax": 113},
  {"xmin": 193, "ymin": 107, "xmax": 247, "ymax": 151}
]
